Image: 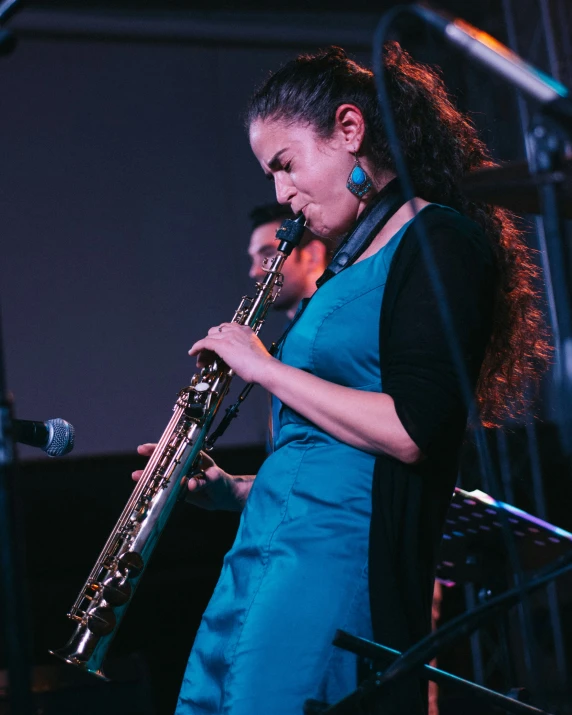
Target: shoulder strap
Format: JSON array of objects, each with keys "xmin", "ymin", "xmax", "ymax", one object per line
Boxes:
[
  {"xmin": 316, "ymin": 178, "xmax": 404, "ymax": 288},
  {"xmin": 273, "ymin": 179, "xmax": 405, "ymax": 354}
]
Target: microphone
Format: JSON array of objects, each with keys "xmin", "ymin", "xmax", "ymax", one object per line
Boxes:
[
  {"xmin": 0, "ymin": 0, "xmax": 23, "ymax": 24},
  {"xmin": 13, "ymin": 418, "xmax": 75, "ymax": 457},
  {"xmin": 0, "ymin": 0, "xmax": 22, "ymax": 56},
  {"xmin": 414, "ymin": 5, "xmax": 572, "ymax": 126}
]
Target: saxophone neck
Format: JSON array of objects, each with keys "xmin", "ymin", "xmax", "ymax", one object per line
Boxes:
[
  {"xmin": 232, "ymin": 214, "xmax": 305, "ymax": 329},
  {"xmin": 275, "ymin": 213, "xmax": 306, "ymax": 255}
]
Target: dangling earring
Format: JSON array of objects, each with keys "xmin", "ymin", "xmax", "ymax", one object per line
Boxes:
[{"xmin": 346, "ymin": 153, "xmax": 372, "ymax": 198}]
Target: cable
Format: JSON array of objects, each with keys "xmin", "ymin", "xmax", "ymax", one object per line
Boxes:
[{"xmin": 370, "ymin": 1, "xmax": 540, "ymax": 695}]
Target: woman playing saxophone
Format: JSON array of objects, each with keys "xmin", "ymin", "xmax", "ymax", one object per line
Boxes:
[{"xmin": 139, "ymin": 44, "xmax": 549, "ymax": 715}]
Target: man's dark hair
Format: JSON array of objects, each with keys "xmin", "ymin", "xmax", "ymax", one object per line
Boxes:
[
  {"xmin": 249, "ymin": 203, "xmax": 295, "ymax": 231},
  {"xmin": 248, "ymin": 202, "xmax": 334, "ymax": 257}
]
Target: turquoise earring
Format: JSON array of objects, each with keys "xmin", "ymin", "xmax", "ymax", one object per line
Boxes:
[{"xmin": 346, "ymin": 154, "xmax": 372, "ymax": 198}]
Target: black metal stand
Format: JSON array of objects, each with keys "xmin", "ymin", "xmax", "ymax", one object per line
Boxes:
[
  {"xmin": 527, "ymin": 113, "xmax": 572, "ymax": 454},
  {"xmin": 436, "ymin": 487, "xmax": 572, "ymax": 690},
  {"xmin": 319, "ymin": 632, "xmax": 550, "ymax": 715},
  {"xmin": 354, "ymin": 7, "xmax": 572, "ymax": 714},
  {"xmin": 316, "ymin": 545, "xmax": 572, "ymax": 714},
  {"xmin": 0, "ymin": 307, "xmax": 35, "ymax": 715},
  {"xmin": 0, "ymin": 5, "xmax": 35, "ymax": 713},
  {"xmin": 307, "ymin": 491, "xmax": 572, "ymax": 714}
]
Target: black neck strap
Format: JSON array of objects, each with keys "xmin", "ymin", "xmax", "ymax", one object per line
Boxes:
[
  {"xmin": 273, "ymin": 179, "xmax": 405, "ymax": 356},
  {"xmin": 316, "ymin": 177, "xmax": 404, "ymax": 288},
  {"xmin": 210, "ymin": 180, "xmax": 406, "ymax": 447}
]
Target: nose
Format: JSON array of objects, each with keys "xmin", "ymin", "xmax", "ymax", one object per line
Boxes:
[
  {"xmin": 249, "ymin": 260, "xmax": 265, "ymax": 281},
  {"xmin": 274, "ymin": 173, "xmax": 296, "ymax": 206}
]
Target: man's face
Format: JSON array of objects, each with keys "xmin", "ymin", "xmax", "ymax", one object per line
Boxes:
[{"xmin": 247, "ymin": 219, "xmax": 308, "ymax": 313}]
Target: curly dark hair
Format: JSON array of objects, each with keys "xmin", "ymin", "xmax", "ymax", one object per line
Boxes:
[{"xmin": 246, "ymin": 43, "xmax": 551, "ymax": 426}]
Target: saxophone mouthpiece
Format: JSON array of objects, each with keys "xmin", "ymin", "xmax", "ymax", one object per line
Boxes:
[{"xmin": 275, "ymin": 214, "xmax": 306, "ymax": 256}]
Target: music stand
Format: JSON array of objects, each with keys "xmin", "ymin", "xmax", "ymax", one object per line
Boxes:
[
  {"xmin": 437, "ymin": 487, "xmax": 572, "ymax": 587},
  {"xmin": 312, "ymin": 491, "xmax": 572, "ymax": 715}
]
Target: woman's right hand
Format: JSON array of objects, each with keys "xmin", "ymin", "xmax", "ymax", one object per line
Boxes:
[{"xmin": 132, "ymin": 444, "xmax": 252, "ymax": 512}]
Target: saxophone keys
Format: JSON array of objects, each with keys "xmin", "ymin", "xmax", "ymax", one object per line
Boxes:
[
  {"xmin": 185, "ymin": 404, "xmax": 205, "ymax": 419},
  {"xmin": 118, "ymin": 551, "xmax": 144, "ymax": 577},
  {"xmin": 87, "ymin": 606, "xmax": 116, "ymax": 636},
  {"xmin": 102, "ymin": 576, "xmax": 132, "ymax": 606}
]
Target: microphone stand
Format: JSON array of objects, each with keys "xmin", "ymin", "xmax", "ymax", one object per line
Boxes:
[
  {"xmin": 527, "ymin": 111, "xmax": 572, "ymax": 453},
  {"xmin": 0, "ymin": 5, "xmax": 35, "ymax": 713},
  {"xmin": 359, "ymin": 6, "xmax": 572, "ymax": 710},
  {"xmin": 0, "ymin": 306, "xmax": 35, "ymax": 715},
  {"xmin": 407, "ymin": 4, "xmax": 572, "ymax": 454}
]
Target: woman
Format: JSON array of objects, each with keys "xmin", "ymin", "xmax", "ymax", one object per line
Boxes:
[{"xmin": 138, "ymin": 44, "xmax": 549, "ymax": 714}]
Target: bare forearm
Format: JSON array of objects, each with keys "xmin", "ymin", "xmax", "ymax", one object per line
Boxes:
[
  {"xmin": 258, "ymin": 358, "xmax": 422, "ymax": 463},
  {"xmin": 188, "ymin": 324, "xmax": 422, "ymax": 464},
  {"xmin": 231, "ymin": 474, "xmax": 256, "ymax": 511}
]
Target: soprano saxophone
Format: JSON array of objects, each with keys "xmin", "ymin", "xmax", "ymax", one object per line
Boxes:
[{"xmin": 50, "ymin": 215, "xmax": 305, "ymax": 680}]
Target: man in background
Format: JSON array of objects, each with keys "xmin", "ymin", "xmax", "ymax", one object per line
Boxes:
[
  {"xmin": 247, "ymin": 203, "xmax": 333, "ymax": 453},
  {"xmin": 247, "ymin": 203, "xmax": 333, "ymax": 320}
]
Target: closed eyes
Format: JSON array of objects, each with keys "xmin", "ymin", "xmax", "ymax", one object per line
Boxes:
[{"xmin": 265, "ymin": 153, "xmax": 292, "ymax": 181}]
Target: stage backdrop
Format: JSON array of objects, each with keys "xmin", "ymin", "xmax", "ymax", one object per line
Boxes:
[{"xmin": 0, "ymin": 8, "xmax": 521, "ymax": 458}]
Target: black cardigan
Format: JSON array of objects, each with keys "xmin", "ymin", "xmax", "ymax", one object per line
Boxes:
[{"xmin": 368, "ymin": 206, "xmax": 496, "ymax": 714}]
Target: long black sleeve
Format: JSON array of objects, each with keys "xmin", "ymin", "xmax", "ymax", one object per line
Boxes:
[
  {"xmin": 381, "ymin": 206, "xmax": 496, "ymax": 458},
  {"xmin": 367, "ymin": 207, "xmax": 496, "ymax": 715}
]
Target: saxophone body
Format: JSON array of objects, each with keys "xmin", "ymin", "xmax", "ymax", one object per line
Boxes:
[{"xmin": 50, "ymin": 215, "xmax": 305, "ymax": 680}]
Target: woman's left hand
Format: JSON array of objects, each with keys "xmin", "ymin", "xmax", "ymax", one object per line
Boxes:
[{"xmin": 189, "ymin": 322, "xmax": 275, "ymax": 384}]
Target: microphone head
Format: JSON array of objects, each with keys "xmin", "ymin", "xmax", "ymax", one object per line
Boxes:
[{"xmin": 45, "ymin": 418, "xmax": 75, "ymax": 457}]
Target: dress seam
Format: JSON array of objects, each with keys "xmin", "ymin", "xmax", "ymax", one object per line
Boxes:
[
  {"xmin": 310, "ymin": 282, "xmax": 387, "ymax": 372},
  {"xmin": 220, "ymin": 440, "xmax": 315, "ymax": 712},
  {"xmin": 316, "ymin": 554, "xmax": 371, "ymax": 701}
]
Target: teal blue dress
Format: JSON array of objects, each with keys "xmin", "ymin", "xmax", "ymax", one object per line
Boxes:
[{"xmin": 175, "ymin": 221, "xmax": 409, "ymax": 714}]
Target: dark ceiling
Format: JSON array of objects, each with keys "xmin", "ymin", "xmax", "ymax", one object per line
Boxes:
[{"xmin": 21, "ymin": 0, "xmax": 502, "ymax": 24}]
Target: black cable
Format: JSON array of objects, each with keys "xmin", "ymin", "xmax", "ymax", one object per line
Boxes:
[{"xmin": 369, "ymin": 1, "xmax": 540, "ymax": 695}]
